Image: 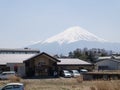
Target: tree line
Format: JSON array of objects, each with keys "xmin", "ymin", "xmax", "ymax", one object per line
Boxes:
[{"xmin": 55, "ymin": 48, "xmax": 113, "ymax": 63}]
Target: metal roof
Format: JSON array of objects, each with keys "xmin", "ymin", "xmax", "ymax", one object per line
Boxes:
[
  {"xmin": 98, "ymin": 56, "xmax": 111, "ymax": 60},
  {"xmin": 114, "ymin": 56, "xmax": 120, "ymax": 59},
  {"xmin": 111, "ymin": 59, "xmax": 120, "ymax": 63},
  {"xmin": 0, "ymin": 48, "xmax": 40, "ymax": 52},
  {"xmin": 0, "ymin": 54, "xmax": 36, "ymax": 64},
  {"xmin": 57, "ymin": 58, "xmax": 91, "ymax": 65},
  {"xmin": 98, "ymin": 56, "xmax": 120, "ymax": 60},
  {"xmin": 96, "ymin": 59, "xmax": 120, "ymax": 63},
  {"xmin": 24, "ymin": 52, "xmax": 60, "ymax": 62}
]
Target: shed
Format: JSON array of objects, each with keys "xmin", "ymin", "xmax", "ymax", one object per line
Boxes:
[{"xmin": 95, "ymin": 59, "xmax": 120, "ymax": 70}]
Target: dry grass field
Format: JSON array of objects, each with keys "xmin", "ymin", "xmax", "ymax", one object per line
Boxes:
[{"xmin": 0, "ymin": 77, "xmax": 120, "ymax": 90}]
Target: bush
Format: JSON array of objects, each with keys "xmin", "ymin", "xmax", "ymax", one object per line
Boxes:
[
  {"xmin": 90, "ymin": 86, "xmax": 96, "ymax": 90},
  {"xmin": 8, "ymin": 75, "xmax": 21, "ymax": 82},
  {"xmin": 92, "ymin": 80, "xmax": 120, "ymax": 90},
  {"xmin": 75, "ymin": 76, "xmax": 83, "ymax": 83}
]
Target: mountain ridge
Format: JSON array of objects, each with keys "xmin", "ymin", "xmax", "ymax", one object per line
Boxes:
[
  {"xmin": 42, "ymin": 26, "xmax": 107, "ymax": 45},
  {"xmin": 28, "ymin": 26, "xmax": 120, "ymax": 54}
]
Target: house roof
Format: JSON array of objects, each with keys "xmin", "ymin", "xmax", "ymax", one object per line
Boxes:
[
  {"xmin": 113, "ymin": 56, "xmax": 120, "ymax": 59},
  {"xmin": 0, "ymin": 48, "xmax": 40, "ymax": 52},
  {"xmin": 57, "ymin": 58, "xmax": 92, "ymax": 65},
  {"xmin": 24, "ymin": 52, "xmax": 60, "ymax": 62},
  {"xmin": 98, "ymin": 56, "xmax": 111, "ymax": 60},
  {"xmin": 97, "ymin": 56, "xmax": 120, "ymax": 63},
  {"xmin": 0, "ymin": 54, "xmax": 36, "ymax": 64},
  {"xmin": 0, "ymin": 52, "xmax": 92, "ymax": 65},
  {"xmin": 111, "ymin": 59, "xmax": 120, "ymax": 63},
  {"xmin": 98, "ymin": 56, "xmax": 120, "ymax": 60},
  {"xmin": 96, "ymin": 59, "xmax": 120, "ymax": 63}
]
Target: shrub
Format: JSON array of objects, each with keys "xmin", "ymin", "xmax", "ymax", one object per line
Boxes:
[
  {"xmin": 90, "ymin": 86, "xmax": 96, "ymax": 90},
  {"xmin": 95, "ymin": 83, "xmax": 109, "ymax": 90},
  {"xmin": 75, "ymin": 76, "xmax": 83, "ymax": 83},
  {"xmin": 8, "ymin": 75, "xmax": 21, "ymax": 82}
]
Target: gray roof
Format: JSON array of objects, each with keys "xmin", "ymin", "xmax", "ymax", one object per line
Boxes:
[
  {"xmin": 0, "ymin": 48, "xmax": 40, "ymax": 52},
  {"xmin": 57, "ymin": 58, "xmax": 91, "ymax": 65},
  {"xmin": 0, "ymin": 54, "xmax": 36, "ymax": 64},
  {"xmin": 98, "ymin": 56, "xmax": 111, "ymax": 60},
  {"xmin": 110, "ymin": 59, "xmax": 120, "ymax": 63},
  {"xmin": 98, "ymin": 56, "xmax": 120, "ymax": 60},
  {"xmin": 24, "ymin": 52, "xmax": 60, "ymax": 62},
  {"xmin": 96, "ymin": 59, "xmax": 120, "ymax": 63},
  {"xmin": 114, "ymin": 56, "xmax": 120, "ymax": 59}
]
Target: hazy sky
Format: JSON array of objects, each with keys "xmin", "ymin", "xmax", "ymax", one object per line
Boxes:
[{"xmin": 0, "ymin": 0, "xmax": 120, "ymax": 48}]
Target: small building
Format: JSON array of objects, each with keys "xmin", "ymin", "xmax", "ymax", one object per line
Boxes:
[
  {"xmin": 95, "ymin": 56, "xmax": 120, "ymax": 70},
  {"xmin": 57, "ymin": 58, "xmax": 93, "ymax": 71},
  {"xmin": 24, "ymin": 52, "xmax": 60, "ymax": 77},
  {"xmin": 0, "ymin": 48, "xmax": 39, "ymax": 77}
]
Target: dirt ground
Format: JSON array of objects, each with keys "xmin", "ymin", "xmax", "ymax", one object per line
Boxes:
[{"xmin": 0, "ymin": 77, "xmax": 120, "ymax": 90}]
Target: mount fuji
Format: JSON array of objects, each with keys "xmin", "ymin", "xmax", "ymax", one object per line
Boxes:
[{"xmin": 28, "ymin": 26, "xmax": 120, "ymax": 55}]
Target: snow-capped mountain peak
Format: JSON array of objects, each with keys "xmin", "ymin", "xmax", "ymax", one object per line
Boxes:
[
  {"xmin": 43, "ymin": 26, "xmax": 106, "ymax": 44},
  {"xmin": 28, "ymin": 26, "xmax": 120, "ymax": 55}
]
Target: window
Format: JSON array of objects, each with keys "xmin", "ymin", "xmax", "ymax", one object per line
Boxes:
[
  {"xmin": 2, "ymin": 85, "xmax": 22, "ymax": 90},
  {"xmin": 38, "ymin": 60, "xmax": 46, "ymax": 66},
  {"xmin": 38, "ymin": 61, "xmax": 46, "ymax": 66},
  {"xmin": 2, "ymin": 73, "xmax": 7, "ymax": 75},
  {"xmin": 98, "ymin": 66, "xmax": 108, "ymax": 70},
  {"xmin": 13, "ymin": 85, "xmax": 21, "ymax": 89},
  {"xmin": 2, "ymin": 85, "xmax": 13, "ymax": 90}
]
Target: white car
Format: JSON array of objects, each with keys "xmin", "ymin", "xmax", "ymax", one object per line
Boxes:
[
  {"xmin": 70, "ymin": 70, "xmax": 80, "ymax": 77},
  {"xmin": 62, "ymin": 70, "xmax": 72, "ymax": 78},
  {"xmin": 0, "ymin": 71, "xmax": 16, "ymax": 80},
  {"xmin": 0, "ymin": 83, "xmax": 24, "ymax": 90}
]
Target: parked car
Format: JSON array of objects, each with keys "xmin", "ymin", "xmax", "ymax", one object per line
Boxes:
[
  {"xmin": 79, "ymin": 69, "xmax": 88, "ymax": 74},
  {"xmin": 62, "ymin": 70, "xmax": 72, "ymax": 78},
  {"xmin": 0, "ymin": 71, "xmax": 16, "ymax": 80},
  {"xmin": 0, "ymin": 83, "xmax": 24, "ymax": 90},
  {"xmin": 70, "ymin": 70, "xmax": 80, "ymax": 77}
]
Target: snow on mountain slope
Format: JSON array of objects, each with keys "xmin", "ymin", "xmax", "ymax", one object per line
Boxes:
[
  {"xmin": 28, "ymin": 26, "xmax": 120, "ymax": 54},
  {"xmin": 43, "ymin": 26, "xmax": 106, "ymax": 44}
]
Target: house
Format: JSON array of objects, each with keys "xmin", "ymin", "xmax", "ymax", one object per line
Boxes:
[
  {"xmin": 95, "ymin": 56, "xmax": 120, "ymax": 70},
  {"xmin": 23, "ymin": 52, "xmax": 60, "ymax": 77},
  {"xmin": 0, "ymin": 48, "xmax": 39, "ymax": 76}
]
